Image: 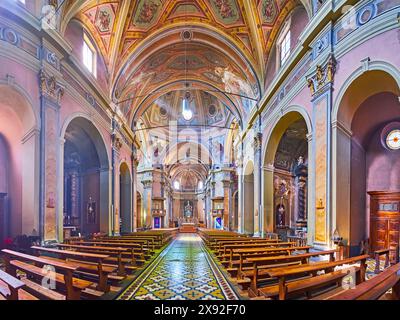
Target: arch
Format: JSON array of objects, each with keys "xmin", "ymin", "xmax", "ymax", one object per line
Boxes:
[
  {"xmin": 119, "ymin": 162, "xmax": 132, "ymax": 234},
  {"xmin": 0, "ymin": 83, "xmax": 40, "ymax": 241},
  {"xmin": 332, "ymin": 67, "xmax": 400, "ymax": 255},
  {"xmin": 262, "ymin": 109, "xmax": 311, "ymax": 237},
  {"xmin": 60, "ymin": 113, "xmax": 111, "ymax": 166},
  {"xmin": 0, "ymin": 82, "xmax": 39, "ymax": 133},
  {"xmin": 332, "ymin": 61, "xmax": 400, "ymax": 127},
  {"xmin": 61, "ymin": 116, "xmax": 111, "ymax": 237},
  {"xmin": 262, "ymin": 105, "xmax": 312, "ymax": 164}
]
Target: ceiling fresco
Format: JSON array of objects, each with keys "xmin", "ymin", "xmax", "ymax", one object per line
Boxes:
[
  {"xmin": 139, "ymin": 89, "xmax": 233, "ymax": 127},
  {"xmin": 62, "ymin": 0, "xmax": 308, "ymax": 124},
  {"xmin": 114, "ymin": 42, "xmax": 259, "ymax": 122}
]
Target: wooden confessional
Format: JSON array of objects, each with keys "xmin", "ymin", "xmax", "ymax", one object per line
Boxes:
[{"xmin": 368, "ymin": 191, "xmax": 400, "ymax": 263}]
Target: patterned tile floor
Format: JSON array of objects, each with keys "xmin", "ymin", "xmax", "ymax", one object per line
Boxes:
[{"xmin": 117, "ymin": 234, "xmax": 239, "ymax": 300}]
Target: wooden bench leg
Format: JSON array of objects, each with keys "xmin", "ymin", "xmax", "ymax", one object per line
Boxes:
[
  {"xmin": 64, "ymin": 271, "xmax": 81, "ymax": 300},
  {"xmin": 97, "ymin": 272, "xmax": 110, "ymax": 293},
  {"xmin": 374, "ymin": 254, "xmax": 380, "ymax": 274},
  {"xmin": 117, "ymin": 254, "xmax": 126, "ymax": 276},
  {"xmin": 278, "ymin": 277, "xmax": 287, "ymax": 300},
  {"xmin": 385, "ymin": 253, "xmax": 390, "ymax": 268},
  {"xmin": 7, "ymin": 286, "xmax": 19, "ymax": 301}
]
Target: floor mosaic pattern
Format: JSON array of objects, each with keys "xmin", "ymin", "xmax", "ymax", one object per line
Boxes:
[{"xmin": 117, "ymin": 234, "xmax": 239, "ymax": 300}]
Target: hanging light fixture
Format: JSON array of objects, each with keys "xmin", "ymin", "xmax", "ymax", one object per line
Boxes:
[
  {"xmin": 182, "ymin": 91, "xmax": 193, "ymax": 121},
  {"xmin": 181, "ymin": 5, "xmax": 193, "ymax": 122}
]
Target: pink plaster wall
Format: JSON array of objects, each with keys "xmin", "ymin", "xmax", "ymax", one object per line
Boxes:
[
  {"xmin": 0, "ymin": 106, "xmax": 23, "ymax": 236},
  {"xmin": 0, "ymin": 57, "xmax": 40, "ymax": 109},
  {"xmin": 264, "ymin": 5, "xmax": 309, "ymax": 89},
  {"xmin": 333, "ymin": 28, "xmax": 400, "ymax": 106},
  {"xmin": 60, "ymin": 93, "xmax": 112, "ymax": 155},
  {"xmin": 64, "ymin": 20, "xmax": 109, "ymax": 92}
]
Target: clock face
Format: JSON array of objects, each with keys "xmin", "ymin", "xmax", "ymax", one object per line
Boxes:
[{"xmin": 386, "ymin": 129, "xmax": 400, "ymax": 150}]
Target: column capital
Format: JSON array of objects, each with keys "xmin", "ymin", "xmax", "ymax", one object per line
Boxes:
[
  {"xmin": 39, "ymin": 69, "xmax": 64, "ymax": 105},
  {"xmin": 306, "ymin": 54, "xmax": 336, "ymax": 98}
]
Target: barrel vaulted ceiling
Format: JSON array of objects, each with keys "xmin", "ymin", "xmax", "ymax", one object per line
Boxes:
[{"xmin": 61, "ymin": 0, "xmax": 311, "ymax": 124}]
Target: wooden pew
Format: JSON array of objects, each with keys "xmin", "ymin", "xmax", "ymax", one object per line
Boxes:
[
  {"xmin": 229, "ymin": 246, "xmax": 312, "ymax": 277},
  {"xmin": 323, "ymin": 262, "xmax": 400, "ymax": 300},
  {"xmin": 220, "ymin": 242, "xmax": 296, "ymax": 259},
  {"xmin": 90, "ymin": 238, "xmax": 153, "ymax": 251},
  {"xmin": 56, "ymin": 244, "xmax": 132, "ymax": 276},
  {"xmin": 72, "ymin": 241, "xmax": 148, "ymax": 262},
  {"xmin": 259, "ymin": 254, "xmax": 369, "ymax": 300},
  {"xmin": 1, "ymin": 249, "xmax": 94, "ymax": 300},
  {"xmin": 31, "ymin": 246, "xmax": 117, "ymax": 292},
  {"xmin": 213, "ymin": 239, "xmax": 281, "ymax": 253},
  {"xmin": 100, "ymin": 236, "xmax": 159, "ymax": 249},
  {"xmin": 245, "ymin": 249, "xmax": 338, "ymax": 293},
  {"xmin": 0, "ymin": 269, "xmax": 26, "ymax": 300}
]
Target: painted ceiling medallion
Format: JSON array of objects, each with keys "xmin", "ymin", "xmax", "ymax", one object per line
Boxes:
[
  {"xmin": 133, "ymin": 0, "xmax": 162, "ymax": 27},
  {"xmin": 261, "ymin": 0, "xmax": 278, "ymax": 25},
  {"xmin": 209, "ymin": 0, "xmax": 239, "ymax": 24}
]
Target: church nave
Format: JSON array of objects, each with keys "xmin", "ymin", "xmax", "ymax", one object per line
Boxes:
[{"xmin": 1, "ymin": 0, "xmax": 400, "ymax": 304}]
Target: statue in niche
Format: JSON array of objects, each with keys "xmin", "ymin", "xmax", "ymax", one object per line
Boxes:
[
  {"xmin": 87, "ymin": 197, "xmax": 96, "ymax": 224},
  {"xmin": 276, "ymin": 204, "xmax": 285, "ymax": 227},
  {"xmin": 294, "ymin": 156, "xmax": 308, "ymax": 177},
  {"xmin": 184, "ymin": 201, "xmax": 193, "ymax": 219}
]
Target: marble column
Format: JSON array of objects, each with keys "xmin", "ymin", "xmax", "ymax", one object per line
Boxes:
[
  {"xmin": 111, "ymin": 127, "xmax": 122, "ymax": 236},
  {"xmin": 39, "ymin": 69, "xmax": 64, "ymax": 241},
  {"xmin": 306, "ymin": 54, "xmax": 336, "ymax": 247},
  {"xmin": 131, "ymin": 147, "xmax": 139, "ymax": 232},
  {"xmin": 141, "ymin": 179, "xmax": 152, "ymax": 228},
  {"xmin": 253, "ymin": 132, "xmax": 262, "ymax": 236}
]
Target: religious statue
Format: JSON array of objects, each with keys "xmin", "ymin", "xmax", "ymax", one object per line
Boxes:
[
  {"xmin": 87, "ymin": 197, "xmax": 96, "ymax": 224},
  {"xmin": 276, "ymin": 204, "xmax": 285, "ymax": 227}
]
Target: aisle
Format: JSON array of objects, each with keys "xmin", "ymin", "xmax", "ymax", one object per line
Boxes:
[{"xmin": 117, "ymin": 234, "xmax": 239, "ymax": 300}]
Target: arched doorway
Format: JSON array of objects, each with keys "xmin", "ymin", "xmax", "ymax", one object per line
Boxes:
[
  {"xmin": 119, "ymin": 162, "xmax": 132, "ymax": 234},
  {"xmin": 0, "ymin": 85, "xmax": 39, "ymax": 245},
  {"xmin": 136, "ymin": 191, "xmax": 142, "ymax": 229},
  {"xmin": 62, "ymin": 117, "xmax": 109, "ymax": 236},
  {"xmin": 243, "ymin": 161, "xmax": 254, "ymax": 235},
  {"xmin": 334, "ymin": 69, "xmax": 400, "ymax": 256},
  {"xmin": 263, "ymin": 111, "xmax": 310, "ymax": 240}
]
